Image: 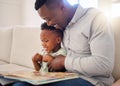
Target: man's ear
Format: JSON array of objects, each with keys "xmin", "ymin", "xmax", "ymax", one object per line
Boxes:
[{"xmin": 57, "ymin": 0, "xmax": 65, "ymax": 11}]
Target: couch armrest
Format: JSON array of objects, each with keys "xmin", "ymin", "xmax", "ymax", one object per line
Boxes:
[
  {"xmin": 111, "ymin": 17, "xmax": 120, "ymax": 81},
  {"xmin": 0, "ymin": 27, "xmax": 13, "ymax": 63}
]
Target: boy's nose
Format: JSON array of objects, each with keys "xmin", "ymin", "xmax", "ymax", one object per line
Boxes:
[{"xmin": 42, "ymin": 43, "xmax": 46, "ymax": 47}]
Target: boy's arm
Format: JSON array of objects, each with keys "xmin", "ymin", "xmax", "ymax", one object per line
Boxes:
[
  {"xmin": 32, "ymin": 53, "xmax": 43, "ymax": 71},
  {"xmin": 43, "ymin": 54, "xmax": 54, "ymax": 63}
]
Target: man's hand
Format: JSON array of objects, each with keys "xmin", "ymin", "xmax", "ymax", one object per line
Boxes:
[
  {"xmin": 32, "ymin": 53, "xmax": 43, "ymax": 71},
  {"xmin": 48, "ymin": 55, "xmax": 66, "ymax": 72},
  {"xmin": 112, "ymin": 79, "xmax": 120, "ymax": 86}
]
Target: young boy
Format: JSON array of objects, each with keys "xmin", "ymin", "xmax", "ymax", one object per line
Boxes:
[{"xmin": 32, "ymin": 22, "xmax": 66, "ymax": 72}]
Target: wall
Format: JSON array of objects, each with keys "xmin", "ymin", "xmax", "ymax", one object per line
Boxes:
[
  {"xmin": 21, "ymin": 0, "xmax": 44, "ymax": 26},
  {"xmin": 0, "ymin": 0, "xmax": 43, "ymax": 27},
  {"xmin": 98, "ymin": 0, "xmax": 112, "ymax": 16},
  {"xmin": 0, "ymin": 0, "xmax": 114, "ymax": 27},
  {"xmin": 0, "ymin": 0, "xmax": 22, "ymax": 27}
]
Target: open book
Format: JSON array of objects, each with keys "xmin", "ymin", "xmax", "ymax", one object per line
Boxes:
[
  {"xmin": 0, "ymin": 64, "xmax": 33, "ymax": 85},
  {"xmin": 2, "ymin": 70, "xmax": 79, "ymax": 85}
]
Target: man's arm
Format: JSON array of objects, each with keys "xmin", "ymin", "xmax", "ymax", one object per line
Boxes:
[
  {"xmin": 112, "ymin": 79, "xmax": 120, "ymax": 86},
  {"xmin": 48, "ymin": 55, "xmax": 66, "ymax": 72},
  {"xmin": 65, "ymin": 13, "xmax": 115, "ymax": 76}
]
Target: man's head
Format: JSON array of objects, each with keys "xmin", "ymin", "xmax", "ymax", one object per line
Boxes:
[
  {"xmin": 35, "ymin": 0, "xmax": 74, "ymax": 30},
  {"xmin": 35, "ymin": 0, "xmax": 59, "ymax": 10},
  {"xmin": 40, "ymin": 22, "xmax": 63, "ymax": 53}
]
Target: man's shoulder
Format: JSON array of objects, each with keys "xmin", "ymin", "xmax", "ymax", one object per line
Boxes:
[{"xmin": 86, "ymin": 7, "xmax": 102, "ymax": 17}]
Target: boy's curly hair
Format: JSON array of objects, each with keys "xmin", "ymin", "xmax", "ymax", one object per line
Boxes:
[{"xmin": 41, "ymin": 22, "xmax": 63, "ymax": 39}]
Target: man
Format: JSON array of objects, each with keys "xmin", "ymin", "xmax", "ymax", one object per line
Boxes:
[{"xmin": 13, "ymin": 0, "xmax": 115, "ymax": 86}]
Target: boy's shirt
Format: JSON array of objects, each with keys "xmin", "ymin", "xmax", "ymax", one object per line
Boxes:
[{"xmin": 40, "ymin": 48, "xmax": 66, "ymax": 72}]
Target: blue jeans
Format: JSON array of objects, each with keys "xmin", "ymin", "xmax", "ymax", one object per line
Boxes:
[{"xmin": 12, "ymin": 78, "xmax": 94, "ymax": 86}]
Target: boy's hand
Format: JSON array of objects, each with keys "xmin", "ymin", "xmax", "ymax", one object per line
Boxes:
[
  {"xmin": 32, "ymin": 53, "xmax": 43, "ymax": 71},
  {"xmin": 43, "ymin": 54, "xmax": 54, "ymax": 63}
]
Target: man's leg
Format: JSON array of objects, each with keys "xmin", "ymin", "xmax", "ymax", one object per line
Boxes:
[
  {"xmin": 13, "ymin": 82, "xmax": 33, "ymax": 86},
  {"xmin": 42, "ymin": 78, "xmax": 94, "ymax": 86},
  {"xmin": 13, "ymin": 78, "xmax": 94, "ymax": 86}
]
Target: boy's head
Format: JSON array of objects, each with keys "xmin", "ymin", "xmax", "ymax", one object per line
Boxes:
[{"xmin": 40, "ymin": 22, "xmax": 63, "ymax": 53}]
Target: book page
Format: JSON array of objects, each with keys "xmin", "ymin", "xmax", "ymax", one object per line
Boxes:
[
  {"xmin": 0, "ymin": 64, "xmax": 33, "ymax": 85},
  {"xmin": 3, "ymin": 71, "xmax": 79, "ymax": 85},
  {"xmin": 4, "ymin": 71, "xmax": 77, "ymax": 80}
]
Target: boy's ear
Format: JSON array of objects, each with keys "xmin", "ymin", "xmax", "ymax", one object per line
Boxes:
[{"xmin": 57, "ymin": 37, "xmax": 62, "ymax": 44}]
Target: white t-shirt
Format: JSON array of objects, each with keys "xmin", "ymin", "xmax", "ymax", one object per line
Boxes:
[{"xmin": 40, "ymin": 48, "xmax": 66, "ymax": 72}]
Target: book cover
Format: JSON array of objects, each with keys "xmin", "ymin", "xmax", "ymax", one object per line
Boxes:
[{"xmin": 2, "ymin": 71, "xmax": 79, "ymax": 85}]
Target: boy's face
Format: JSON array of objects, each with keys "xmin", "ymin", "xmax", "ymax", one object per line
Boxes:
[{"xmin": 40, "ymin": 30, "xmax": 61, "ymax": 53}]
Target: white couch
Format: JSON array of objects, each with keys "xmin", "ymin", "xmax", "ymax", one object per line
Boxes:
[
  {"xmin": 111, "ymin": 17, "xmax": 120, "ymax": 81},
  {"xmin": 0, "ymin": 26, "xmax": 42, "ymax": 68},
  {"xmin": 0, "ymin": 26, "xmax": 42, "ymax": 85},
  {"xmin": 0, "ymin": 17, "xmax": 120, "ymax": 85}
]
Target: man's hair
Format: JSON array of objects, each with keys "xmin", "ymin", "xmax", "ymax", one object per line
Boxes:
[
  {"xmin": 35, "ymin": 0, "xmax": 60, "ymax": 10},
  {"xmin": 41, "ymin": 22, "xmax": 63, "ymax": 39}
]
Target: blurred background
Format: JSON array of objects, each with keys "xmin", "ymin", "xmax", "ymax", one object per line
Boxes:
[{"xmin": 0, "ymin": 0, "xmax": 119, "ymax": 27}]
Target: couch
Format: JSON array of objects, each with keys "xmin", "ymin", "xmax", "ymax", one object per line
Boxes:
[
  {"xmin": 111, "ymin": 17, "xmax": 120, "ymax": 86},
  {"xmin": 0, "ymin": 17, "xmax": 120, "ymax": 85},
  {"xmin": 0, "ymin": 26, "xmax": 42, "ymax": 85}
]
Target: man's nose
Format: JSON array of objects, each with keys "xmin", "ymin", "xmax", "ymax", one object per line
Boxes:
[{"xmin": 47, "ymin": 21, "xmax": 55, "ymax": 26}]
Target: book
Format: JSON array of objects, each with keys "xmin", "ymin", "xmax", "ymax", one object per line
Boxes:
[
  {"xmin": 0, "ymin": 64, "xmax": 33, "ymax": 85},
  {"xmin": 2, "ymin": 71, "xmax": 79, "ymax": 85}
]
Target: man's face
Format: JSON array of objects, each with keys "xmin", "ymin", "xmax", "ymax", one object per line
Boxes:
[{"xmin": 38, "ymin": 5, "xmax": 68, "ymax": 30}]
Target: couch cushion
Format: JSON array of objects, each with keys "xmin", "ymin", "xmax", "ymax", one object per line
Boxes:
[
  {"xmin": 111, "ymin": 17, "xmax": 120, "ymax": 80},
  {"xmin": 0, "ymin": 61, "xmax": 8, "ymax": 65},
  {"xmin": 0, "ymin": 27, "xmax": 13, "ymax": 63},
  {"xmin": 0, "ymin": 64, "xmax": 32, "ymax": 74},
  {"xmin": 10, "ymin": 26, "xmax": 42, "ymax": 68}
]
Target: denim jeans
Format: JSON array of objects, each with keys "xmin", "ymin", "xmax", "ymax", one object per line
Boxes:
[{"xmin": 12, "ymin": 78, "xmax": 94, "ymax": 86}]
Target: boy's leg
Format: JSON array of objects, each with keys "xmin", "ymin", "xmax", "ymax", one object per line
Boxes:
[{"xmin": 13, "ymin": 78, "xmax": 94, "ymax": 86}]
